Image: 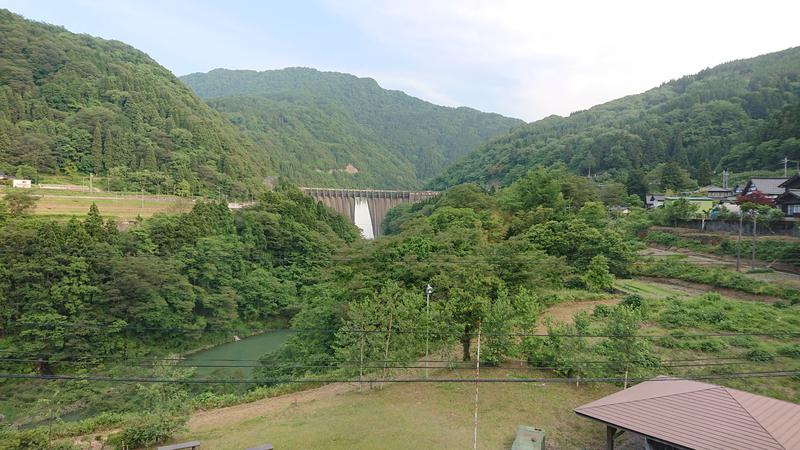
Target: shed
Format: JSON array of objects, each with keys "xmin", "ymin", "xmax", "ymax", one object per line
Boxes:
[
  {"xmin": 12, "ymin": 179, "xmax": 31, "ymax": 188},
  {"xmin": 574, "ymin": 376, "xmax": 800, "ymax": 450}
]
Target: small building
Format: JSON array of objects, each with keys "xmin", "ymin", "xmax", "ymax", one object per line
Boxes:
[
  {"xmin": 645, "ymin": 194, "xmax": 666, "ymax": 209},
  {"xmin": 0, "ymin": 172, "xmax": 11, "ymax": 181},
  {"xmin": 696, "ymin": 185, "xmax": 732, "ymax": 199},
  {"xmin": 741, "ymin": 177, "xmax": 787, "ymax": 199},
  {"xmin": 12, "ymin": 179, "xmax": 32, "ymax": 188},
  {"xmin": 575, "ymin": 376, "xmax": 800, "ymax": 450}
]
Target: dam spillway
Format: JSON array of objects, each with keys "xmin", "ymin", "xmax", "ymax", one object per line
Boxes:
[{"xmin": 300, "ymin": 187, "xmax": 440, "ymax": 238}]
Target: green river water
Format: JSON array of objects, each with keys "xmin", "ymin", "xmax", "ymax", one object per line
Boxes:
[{"xmin": 180, "ymin": 330, "xmax": 292, "ymax": 377}]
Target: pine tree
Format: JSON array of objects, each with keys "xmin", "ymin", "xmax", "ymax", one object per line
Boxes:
[
  {"xmin": 91, "ymin": 124, "xmax": 103, "ymax": 173},
  {"xmin": 625, "ymin": 168, "xmax": 648, "ymax": 200},
  {"xmin": 84, "ymin": 203, "xmax": 104, "ymax": 238},
  {"xmin": 697, "ymin": 160, "xmax": 713, "ymax": 186}
]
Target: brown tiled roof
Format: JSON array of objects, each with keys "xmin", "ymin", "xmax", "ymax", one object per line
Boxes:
[{"xmin": 574, "ymin": 377, "xmax": 800, "ymax": 450}]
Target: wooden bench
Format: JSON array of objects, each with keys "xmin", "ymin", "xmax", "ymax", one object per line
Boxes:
[
  {"xmin": 244, "ymin": 445, "xmax": 273, "ymax": 450},
  {"xmin": 157, "ymin": 441, "xmax": 201, "ymax": 450}
]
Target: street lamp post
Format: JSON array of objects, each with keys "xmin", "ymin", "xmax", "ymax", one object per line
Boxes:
[{"xmin": 425, "ymin": 284, "xmax": 433, "ymax": 379}]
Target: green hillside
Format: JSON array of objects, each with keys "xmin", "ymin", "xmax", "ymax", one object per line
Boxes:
[
  {"xmin": 181, "ymin": 68, "xmax": 523, "ymax": 188},
  {"xmin": 0, "ymin": 10, "xmax": 270, "ymax": 197},
  {"xmin": 431, "ymin": 46, "xmax": 800, "ymax": 190}
]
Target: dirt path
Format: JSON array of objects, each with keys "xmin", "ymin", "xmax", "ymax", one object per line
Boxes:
[{"xmin": 189, "ymin": 382, "xmax": 357, "ymax": 431}]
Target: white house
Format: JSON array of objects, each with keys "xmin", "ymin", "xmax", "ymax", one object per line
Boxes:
[{"xmin": 12, "ymin": 179, "xmax": 32, "ymax": 188}]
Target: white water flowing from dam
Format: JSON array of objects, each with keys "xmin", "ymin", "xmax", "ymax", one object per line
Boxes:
[{"xmin": 353, "ymin": 197, "xmax": 375, "ymax": 239}]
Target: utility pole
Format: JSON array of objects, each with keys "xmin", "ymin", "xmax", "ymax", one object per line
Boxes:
[
  {"xmin": 783, "ymin": 157, "xmax": 789, "ymax": 177},
  {"xmin": 473, "ymin": 320, "xmax": 482, "ymax": 450},
  {"xmin": 751, "ymin": 212, "xmax": 758, "ymax": 263},
  {"xmin": 722, "ymin": 169, "xmax": 729, "ymax": 190},
  {"xmin": 425, "ymin": 284, "xmax": 433, "ymax": 379},
  {"xmin": 89, "ymin": 173, "xmax": 93, "ymax": 194},
  {"xmin": 736, "ymin": 212, "xmax": 743, "ymax": 272}
]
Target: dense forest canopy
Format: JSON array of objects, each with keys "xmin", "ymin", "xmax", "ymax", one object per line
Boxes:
[
  {"xmin": 181, "ymin": 68, "xmax": 523, "ymax": 188},
  {"xmin": 0, "ymin": 9, "xmax": 274, "ymax": 196},
  {"xmin": 431, "ymin": 46, "xmax": 800, "ymax": 190}
]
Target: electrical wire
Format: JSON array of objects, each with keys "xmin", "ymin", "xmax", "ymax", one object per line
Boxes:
[
  {"xmin": 4, "ymin": 322, "xmax": 799, "ymax": 338},
  {"xmin": 0, "ymin": 370, "xmax": 797, "ymax": 385}
]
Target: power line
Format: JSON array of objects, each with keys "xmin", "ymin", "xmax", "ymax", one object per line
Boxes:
[
  {"xmin": 0, "ymin": 370, "xmax": 797, "ymax": 385},
  {"xmin": 5, "ymin": 322, "xmax": 800, "ymax": 338},
  {"xmin": 0, "ymin": 352, "xmax": 752, "ymax": 364}
]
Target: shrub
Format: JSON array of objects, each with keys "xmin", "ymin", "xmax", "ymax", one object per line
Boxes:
[
  {"xmin": 107, "ymin": 415, "xmax": 186, "ymax": 449},
  {"xmin": 563, "ymin": 275, "xmax": 586, "ymax": 289},
  {"xmin": 728, "ymin": 335, "xmax": 758, "ymax": 349},
  {"xmin": 592, "ymin": 304, "xmax": 612, "ymax": 318},
  {"xmin": 620, "ymin": 294, "xmax": 643, "ymax": 309},
  {"xmin": 745, "ymin": 348, "xmax": 775, "ymax": 362},
  {"xmin": 778, "ymin": 344, "xmax": 800, "ymax": 359},
  {"xmin": 583, "ymin": 255, "xmax": 615, "ymax": 292}
]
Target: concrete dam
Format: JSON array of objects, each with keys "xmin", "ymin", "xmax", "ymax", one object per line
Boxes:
[{"xmin": 300, "ymin": 188, "xmax": 439, "ymax": 238}]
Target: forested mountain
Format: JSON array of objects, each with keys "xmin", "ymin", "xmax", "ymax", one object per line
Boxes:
[
  {"xmin": 0, "ymin": 10, "xmax": 271, "ymax": 196},
  {"xmin": 181, "ymin": 68, "xmax": 523, "ymax": 188},
  {"xmin": 431, "ymin": 46, "xmax": 800, "ymax": 190}
]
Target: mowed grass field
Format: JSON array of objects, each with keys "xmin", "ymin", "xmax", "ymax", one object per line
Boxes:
[
  {"xmin": 176, "ymin": 369, "xmax": 629, "ymax": 450},
  {"xmin": 2, "ymin": 188, "xmax": 194, "ymax": 219}
]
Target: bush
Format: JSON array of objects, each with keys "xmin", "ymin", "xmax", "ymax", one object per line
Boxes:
[
  {"xmin": 620, "ymin": 294, "xmax": 643, "ymax": 309},
  {"xmin": 563, "ymin": 274, "xmax": 586, "ymax": 289},
  {"xmin": 778, "ymin": 344, "xmax": 800, "ymax": 359},
  {"xmin": 107, "ymin": 415, "xmax": 186, "ymax": 449},
  {"xmin": 583, "ymin": 255, "xmax": 615, "ymax": 292},
  {"xmin": 593, "ymin": 304, "xmax": 612, "ymax": 317},
  {"xmin": 728, "ymin": 335, "xmax": 759, "ymax": 349},
  {"xmin": 745, "ymin": 348, "xmax": 775, "ymax": 362}
]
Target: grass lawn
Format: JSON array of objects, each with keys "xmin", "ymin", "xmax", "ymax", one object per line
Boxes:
[{"xmin": 176, "ymin": 368, "xmax": 628, "ymax": 450}]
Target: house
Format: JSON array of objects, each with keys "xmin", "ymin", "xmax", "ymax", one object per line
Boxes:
[
  {"xmin": 774, "ymin": 174, "xmax": 800, "ymax": 216},
  {"xmin": 645, "ymin": 194, "xmax": 665, "ymax": 209},
  {"xmin": 575, "ymin": 376, "xmax": 800, "ymax": 450},
  {"xmin": 12, "ymin": 179, "xmax": 32, "ymax": 189},
  {"xmin": 741, "ymin": 177, "xmax": 787, "ymax": 200},
  {"xmin": 696, "ymin": 185, "xmax": 732, "ymax": 199},
  {"xmin": 0, "ymin": 172, "xmax": 11, "ymax": 181}
]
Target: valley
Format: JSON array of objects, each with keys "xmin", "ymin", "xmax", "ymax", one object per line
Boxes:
[{"xmin": 1, "ymin": 5, "xmax": 800, "ymax": 450}]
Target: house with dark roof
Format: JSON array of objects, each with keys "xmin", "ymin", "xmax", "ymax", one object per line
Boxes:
[
  {"xmin": 741, "ymin": 177, "xmax": 788, "ymax": 199},
  {"xmin": 775, "ymin": 174, "xmax": 800, "ymax": 216},
  {"xmin": 645, "ymin": 194, "xmax": 666, "ymax": 209},
  {"xmin": 574, "ymin": 376, "xmax": 800, "ymax": 450}
]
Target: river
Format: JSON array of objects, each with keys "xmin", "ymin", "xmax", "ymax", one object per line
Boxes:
[{"xmin": 180, "ymin": 330, "xmax": 292, "ymax": 377}]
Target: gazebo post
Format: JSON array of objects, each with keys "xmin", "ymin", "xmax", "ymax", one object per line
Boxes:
[{"xmin": 606, "ymin": 425, "xmax": 616, "ymax": 450}]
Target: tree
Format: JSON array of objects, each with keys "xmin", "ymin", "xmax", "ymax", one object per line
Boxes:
[
  {"xmin": 15, "ymin": 164, "xmax": 38, "ymax": 182},
  {"xmin": 602, "ymin": 305, "xmax": 655, "ymax": 385},
  {"xmin": 625, "ymin": 168, "xmax": 648, "ymax": 201},
  {"xmin": 696, "ymin": 160, "xmax": 713, "ymax": 186},
  {"xmin": 599, "ymin": 182, "xmax": 628, "ymax": 206},
  {"xmin": 84, "ymin": 203, "xmax": 104, "ymax": 237},
  {"xmin": 4, "ymin": 191, "xmax": 39, "ymax": 216},
  {"xmin": 736, "ymin": 191, "xmax": 772, "ymax": 206},
  {"xmin": 662, "ymin": 198, "xmax": 699, "ymax": 225},
  {"xmin": 583, "ymin": 255, "xmax": 614, "ymax": 292}
]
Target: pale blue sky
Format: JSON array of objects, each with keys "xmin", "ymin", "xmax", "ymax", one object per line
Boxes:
[{"xmin": 3, "ymin": 0, "xmax": 799, "ymax": 121}]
